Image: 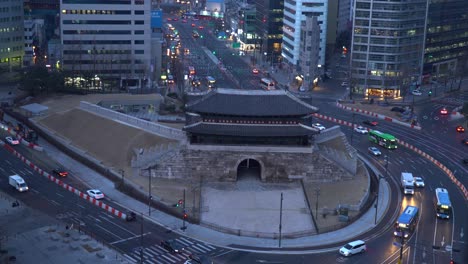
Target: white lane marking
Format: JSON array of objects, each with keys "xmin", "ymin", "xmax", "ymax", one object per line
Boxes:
[
  {"xmin": 95, "ymin": 223, "xmax": 124, "ymax": 240},
  {"xmin": 98, "ymin": 215, "xmax": 138, "ymax": 236},
  {"xmin": 212, "ymin": 249, "xmax": 233, "ymax": 258},
  {"xmin": 49, "ymin": 200, "xmax": 60, "ymax": 206},
  {"xmin": 433, "ymin": 217, "xmax": 438, "ymax": 246},
  {"xmin": 110, "ymin": 232, "xmax": 151, "ymax": 245},
  {"xmin": 56, "ymin": 193, "xmax": 64, "ymax": 197}
]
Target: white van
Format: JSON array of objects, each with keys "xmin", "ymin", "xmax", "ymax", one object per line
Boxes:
[{"xmin": 339, "ymin": 240, "xmax": 366, "ymax": 256}]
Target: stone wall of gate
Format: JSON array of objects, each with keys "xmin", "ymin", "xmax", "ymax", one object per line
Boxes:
[{"xmin": 149, "ymin": 144, "xmax": 352, "ymax": 183}]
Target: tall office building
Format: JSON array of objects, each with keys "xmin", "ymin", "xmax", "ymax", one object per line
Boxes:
[
  {"xmin": 282, "ymin": 0, "xmax": 328, "ymax": 67},
  {"xmin": 255, "ymin": 0, "xmax": 283, "ymax": 65},
  {"xmin": 60, "ymin": 0, "xmax": 152, "ymax": 89},
  {"xmin": 350, "ymin": 0, "xmax": 428, "ymax": 98},
  {"xmin": 298, "ymin": 15, "xmax": 321, "ymax": 90},
  {"xmin": 0, "ymin": 0, "xmax": 25, "ymax": 71},
  {"xmin": 423, "ymin": 0, "xmax": 468, "ymax": 79}
]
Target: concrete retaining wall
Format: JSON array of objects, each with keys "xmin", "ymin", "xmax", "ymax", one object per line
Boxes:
[{"xmin": 79, "ymin": 101, "xmax": 186, "ymax": 141}]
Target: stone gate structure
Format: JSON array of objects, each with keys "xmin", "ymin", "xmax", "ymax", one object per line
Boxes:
[{"xmin": 148, "ymin": 88, "xmax": 357, "ymax": 183}]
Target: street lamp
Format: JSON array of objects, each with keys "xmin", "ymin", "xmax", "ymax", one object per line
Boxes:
[
  {"xmin": 314, "ymin": 187, "xmax": 320, "ymax": 220},
  {"xmin": 374, "ymin": 154, "xmax": 389, "ymax": 225},
  {"xmin": 7, "ymin": 47, "xmax": 11, "ymax": 72},
  {"xmin": 119, "ymin": 169, "xmax": 125, "ymax": 188}
]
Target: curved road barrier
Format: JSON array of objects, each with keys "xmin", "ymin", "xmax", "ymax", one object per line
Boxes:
[
  {"xmin": 336, "ymin": 102, "xmax": 422, "ymax": 130},
  {"xmin": 2, "ymin": 143, "xmax": 128, "ymax": 220},
  {"xmin": 0, "ymin": 122, "xmax": 43, "ymax": 151},
  {"xmin": 312, "ymin": 113, "xmax": 468, "ymax": 200}
]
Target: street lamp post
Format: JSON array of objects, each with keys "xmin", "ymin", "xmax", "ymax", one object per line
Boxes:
[
  {"xmin": 119, "ymin": 169, "xmax": 125, "ymax": 188},
  {"xmin": 374, "ymin": 154, "xmax": 389, "ymax": 225},
  {"xmin": 278, "ymin": 192, "xmax": 283, "ymax": 248},
  {"xmin": 314, "ymin": 187, "xmax": 320, "ymax": 220}
]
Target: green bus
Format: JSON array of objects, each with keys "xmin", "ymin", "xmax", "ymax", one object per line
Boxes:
[{"xmin": 368, "ymin": 130, "xmax": 398, "ymax": 149}]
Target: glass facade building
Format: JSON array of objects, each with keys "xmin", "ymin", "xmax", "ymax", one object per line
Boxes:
[
  {"xmin": 0, "ymin": 0, "xmax": 24, "ymax": 71},
  {"xmin": 351, "ymin": 0, "xmax": 428, "ymax": 98},
  {"xmin": 423, "ymin": 0, "xmax": 468, "ymax": 79},
  {"xmin": 255, "ymin": 0, "xmax": 283, "ymax": 64},
  {"xmin": 60, "ymin": 0, "xmax": 152, "ymax": 89}
]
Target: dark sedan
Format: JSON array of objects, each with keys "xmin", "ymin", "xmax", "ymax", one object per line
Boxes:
[
  {"xmin": 160, "ymin": 240, "xmax": 185, "ymax": 253},
  {"xmin": 52, "ymin": 167, "xmax": 69, "ymax": 177},
  {"xmin": 462, "ymin": 139, "xmax": 468, "ymax": 145},
  {"xmin": 363, "ymin": 120, "xmax": 378, "ymax": 126}
]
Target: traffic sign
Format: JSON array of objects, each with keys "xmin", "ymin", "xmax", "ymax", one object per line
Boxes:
[{"xmin": 393, "ymin": 241, "xmax": 402, "ymax": 247}]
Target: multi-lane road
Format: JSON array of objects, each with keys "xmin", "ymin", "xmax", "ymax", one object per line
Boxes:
[{"xmin": 0, "ymin": 12, "xmax": 466, "ymax": 264}]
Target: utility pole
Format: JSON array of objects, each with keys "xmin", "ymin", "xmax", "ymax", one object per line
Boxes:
[
  {"xmin": 181, "ymin": 189, "xmax": 187, "ymax": 231},
  {"xmin": 147, "ymin": 168, "xmax": 152, "ymax": 216},
  {"xmin": 279, "ymin": 192, "xmax": 283, "ymax": 248},
  {"xmin": 374, "ymin": 174, "xmax": 384, "ymax": 225},
  {"xmin": 350, "ymin": 113, "xmax": 355, "ymax": 145},
  {"xmin": 397, "ymin": 232, "xmax": 404, "ymax": 264},
  {"xmin": 314, "ymin": 187, "xmax": 320, "ymax": 220},
  {"xmin": 140, "ymin": 212, "xmax": 144, "ymax": 264},
  {"xmin": 119, "ymin": 169, "xmax": 125, "ymax": 188}
]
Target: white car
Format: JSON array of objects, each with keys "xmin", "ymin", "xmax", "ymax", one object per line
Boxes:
[
  {"xmin": 341, "ymin": 82, "xmax": 349, "ymax": 87},
  {"xmin": 368, "ymin": 147, "xmax": 382, "ymax": 156},
  {"xmin": 312, "ymin": 123, "xmax": 326, "ymax": 131},
  {"xmin": 412, "ymin": 90, "xmax": 422, "ymax": 96},
  {"xmin": 414, "ymin": 177, "xmax": 425, "ymax": 187},
  {"xmin": 86, "ymin": 189, "xmax": 105, "ymax": 199},
  {"xmin": 354, "ymin": 126, "xmax": 368, "ymax": 134},
  {"xmin": 339, "ymin": 240, "xmax": 366, "ymax": 256},
  {"xmin": 5, "ymin": 136, "xmax": 20, "ymax": 145}
]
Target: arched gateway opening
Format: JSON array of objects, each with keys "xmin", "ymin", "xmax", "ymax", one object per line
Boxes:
[{"xmin": 237, "ymin": 159, "xmax": 262, "ymax": 181}]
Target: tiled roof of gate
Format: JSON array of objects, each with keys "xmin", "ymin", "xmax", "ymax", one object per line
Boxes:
[{"xmin": 185, "ymin": 88, "xmax": 319, "ymax": 116}]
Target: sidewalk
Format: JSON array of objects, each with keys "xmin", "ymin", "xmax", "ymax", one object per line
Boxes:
[
  {"xmin": 0, "ymin": 191, "xmax": 128, "ymax": 263},
  {"xmin": 35, "ymin": 137, "xmax": 391, "ymax": 252}
]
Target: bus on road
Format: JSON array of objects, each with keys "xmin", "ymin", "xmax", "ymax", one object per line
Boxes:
[
  {"xmin": 260, "ymin": 78, "xmax": 275, "ymax": 90},
  {"xmin": 206, "ymin": 76, "xmax": 216, "ymax": 89},
  {"xmin": 435, "ymin": 188, "xmax": 452, "ymax": 219},
  {"xmin": 368, "ymin": 130, "xmax": 397, "ymax": 149},
  {"xmin": 394, "ymin": 205, "xmax": 419, "ymax": 238}
]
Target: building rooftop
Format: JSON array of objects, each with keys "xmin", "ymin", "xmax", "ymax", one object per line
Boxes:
[
  {"xmin": 185, "ymin": 88, "xmax": 319, "ymax": 116},
  {"xmin": 184, "ymin": 122, "xmax": 317, "ymax": 137}
]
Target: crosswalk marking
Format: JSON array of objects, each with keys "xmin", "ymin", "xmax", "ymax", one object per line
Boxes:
[
  {"xmin": 146, "ymin": 246, "xmax": 161, "ymax": 256},
  {"xmin": 123, "ymin": 254, "xmax": 138, "ymax": 263},
  {"xmin": 178, "ymin": 237, "xmax": 194, "ymax": 245},
  {"xmin": 124, "ymin": 238, "xmax": 218, "ymax": 264},
  {"xmin": 190, "ymin": 243, "xmax": 209, "ymax": 253},
  {"xmin": 160, "ymin": 254, "xmax": 177, "ymax": 263},
  {"xmin": 193, "ymin": 242, "xmax": 214, "ymax": 251}
]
